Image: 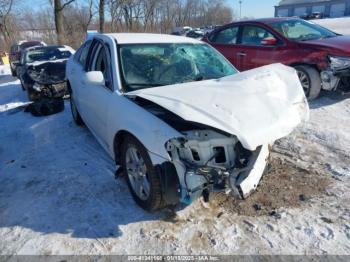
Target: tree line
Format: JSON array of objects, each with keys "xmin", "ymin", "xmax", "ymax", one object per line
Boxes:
[{"xmin": 0, "ymin": 0, "xmax": 234, "ymax": 50}]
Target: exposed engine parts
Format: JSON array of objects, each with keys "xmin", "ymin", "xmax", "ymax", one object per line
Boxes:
[{"xmin": 165, "ymin": 130, "xmax": 270, "ymax": 204}]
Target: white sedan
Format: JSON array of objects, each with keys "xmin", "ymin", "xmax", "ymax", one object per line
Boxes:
[{"xmin": 66, "ymin": 33, "xmax": 309, "ymax": 211}]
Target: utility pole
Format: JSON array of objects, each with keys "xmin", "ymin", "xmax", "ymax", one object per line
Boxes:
[{"xmin": 239, "ymin": 0, "xmax": 243, "ymax": 19}]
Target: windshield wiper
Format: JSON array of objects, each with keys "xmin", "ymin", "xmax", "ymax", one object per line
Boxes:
[
  {"xmin": 126, "ymin": 83, "xmax": 164, "ymax": 89},
  {"xmin": 321, "ymin": 35, "xmax": 336, "ymax": 39}
]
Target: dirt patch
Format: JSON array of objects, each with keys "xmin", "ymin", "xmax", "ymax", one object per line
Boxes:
[{"xmin": 210, "ymin": 157, "xmax": 331, "ymax": 217}]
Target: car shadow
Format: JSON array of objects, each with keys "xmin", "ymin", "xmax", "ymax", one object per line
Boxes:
[
  {"xmin": 0, "ymin": 101, "xmax": 181, "ymax": 240},
  {"xmin": 309, "ymin": 90, "xmax": 349, "ymax": 109}
]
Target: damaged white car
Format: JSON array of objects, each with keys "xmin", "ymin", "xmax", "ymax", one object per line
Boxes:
[{"xmin": 66, "ymin": 33, "xmax": 309, "ymax": 211}]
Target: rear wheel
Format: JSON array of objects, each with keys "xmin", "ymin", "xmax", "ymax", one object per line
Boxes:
[
  {"xmin": 121, "ymin": 135, "xmax": 164, "ymax": 211},
  {"xmin": 294, "ymin": 65, "xmax": 321, "ymax": 100},
  {"xmin": 70, "ymin": 94, "xmax": 84, "ymax": 126}
]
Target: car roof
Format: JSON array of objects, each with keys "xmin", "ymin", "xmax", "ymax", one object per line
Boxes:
[
  {"xmin": 103, "ymin": 33, "xmax": 202, "ymax": 44},
  {"xmin": 225, "ymin": 17, "xmax": 301, "ymax": 26},
  {"xmin": 26, "ymin": 45, "xmax": 63, "ymax": 51},
  {"xmin": 19, "ymin": 40, "xmax": 43, "ymax": 46}
]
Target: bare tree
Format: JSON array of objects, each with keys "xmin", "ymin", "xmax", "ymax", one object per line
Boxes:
[
  {"xmin": 63, "ymin": 0, "xmax": 97, "ymax": 47},
  {"xmin": 0, "ymin": 0, "xmax": 14, "ymax": 47},
  {"xmin": 54, "ymin": 0, "xmax": 75, "ymax": 44},
  {"xmin": 1, "ymin": 0, "xmax": 234, "ymax": 49},
  {"xmin": 106, "ymin": 0, "xmax": 233, "ymax": 33}
]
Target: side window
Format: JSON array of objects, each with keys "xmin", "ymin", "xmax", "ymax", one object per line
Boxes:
[
  {"xmin": 77, "ymin": 40, "xmax": 92, "ymax": 69},
  {"xmin": 210, "ymin": 26, "xmax": 239, "ymax": 44},
  {"xmin": 90, "ymin": 42, "xmax": 113, "ymax": 90},
  {"xmin": 241, "ymin": 25, "xmax": 276, "ymax": 46}
]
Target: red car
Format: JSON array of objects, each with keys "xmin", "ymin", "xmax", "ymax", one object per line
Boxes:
[
  {"xmin": 203, "ymin": 18, "xmax": 350, "ymax": 100},
  {"xmin": 9, "ymin": 40, "xmax": 46, "ymax": 77}
]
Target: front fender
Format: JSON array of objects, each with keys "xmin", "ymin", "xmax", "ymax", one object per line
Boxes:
[{"xmin": 106, "ymin": 94, "xmax": 183, "ymax": 165}]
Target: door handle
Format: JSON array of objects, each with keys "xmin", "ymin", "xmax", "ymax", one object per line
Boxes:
[
  {"xmin": 237, "ymin": 52, "xmax": 246, "ymax": 56},
  {"xmin": 80, "ymin": 80, "xmax": 86, "ymax": 86}
]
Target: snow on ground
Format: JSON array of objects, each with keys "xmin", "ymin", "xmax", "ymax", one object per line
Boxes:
[
  {"xmin": 0, "ymin": 64, "xmax": 11, "ymax": 76},
  {"xmin": 0, "ymin": 64, "xmax": 350, "ymax": 255},
  {"xmin": 313, "ymin": 17, "xmax": 350, "ymax": 35}
]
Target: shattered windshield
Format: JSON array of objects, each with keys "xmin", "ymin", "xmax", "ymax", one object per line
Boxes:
[
  {"xmin": 25, "ymin": 47, "xmax": 72, "ymax": 64},
  {"xmin": 118, "ymin": 43, "xmax": 237, "ymax": 91},
  {"xmin": 269, "ymin": 19, "xmax": 337, "ymax": 41}
]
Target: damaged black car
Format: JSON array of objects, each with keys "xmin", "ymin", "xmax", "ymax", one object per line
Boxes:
[{"xmin": 17, "ymin": 45, "xmax": 74, "ymax": 101}]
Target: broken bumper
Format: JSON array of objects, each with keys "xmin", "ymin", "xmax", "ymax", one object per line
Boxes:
[
  {"xmin": 321, "ymin": 66, "xmax": 350, "ymax": 91},
  {"xmin": 230, "ymin": 144, "xmax": 270, "ymax": 199},
  {"xmin": 32, "ymin": 81, "xmax": 68, "ymax": 98}
]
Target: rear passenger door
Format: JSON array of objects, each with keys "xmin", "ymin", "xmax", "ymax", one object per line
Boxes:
[{"xmin": 207, "ymin": 25, "xmax": 242, "ymax": 69}]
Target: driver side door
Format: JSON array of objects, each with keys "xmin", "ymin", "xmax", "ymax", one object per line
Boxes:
[
  {"xmin": 80, "ymin": 40, "xmax": 114, "ymax": 150},
  {"xmin": 238, "ymin": 24, "xmax": 286, "ymax": 71}
]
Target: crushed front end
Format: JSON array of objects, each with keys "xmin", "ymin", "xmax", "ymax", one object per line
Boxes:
[
  {"xmin": 165, "ymin": 130, "xmax": 270, "ymax": 204},
  {"xmin": 321, "ymin": 56, "xmax": 350, "ymax": 94},
  {"xmin": 26, "ymin": 61, "xmax": 68, "ymax": 100}
]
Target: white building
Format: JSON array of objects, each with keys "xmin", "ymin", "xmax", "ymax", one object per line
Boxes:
[{"xmin": 275, "ymin": 0, "xmax": 350, "ymax": 18}]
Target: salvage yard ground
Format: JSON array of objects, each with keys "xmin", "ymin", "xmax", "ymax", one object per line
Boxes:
[{"xmin": 1, "ymin": 62, "xmax": 350, "ymax": 255}]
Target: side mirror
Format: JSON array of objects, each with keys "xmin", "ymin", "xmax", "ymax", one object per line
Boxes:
[
  {"xmin": 85, "ymin": 71, "xmax": 105, "ymax": 86},
  {"xmin": 261, "ymin": 37, "xmax": 277, "ymax": 46}
]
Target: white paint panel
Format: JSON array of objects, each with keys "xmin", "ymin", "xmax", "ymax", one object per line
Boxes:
[
  {"xmin": 330, "ymin": 3, "xmax": 346, "ymax": 17},
  {"xmin": 312, "ymin": 5, "xmax": 325, "ymax": 13},
  {"xmin": 128, "ymin": 64, "xmax": 309, "ymax": 151},
  {"xmin": 294, "ymin": 7, "xmax": 307, "ymax": 16},
  {"xmin": 277, "ymin": 8, "xmax": 289, "ymax": 17}
]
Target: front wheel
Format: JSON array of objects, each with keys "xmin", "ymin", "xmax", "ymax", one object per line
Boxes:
[
  {"xmin": 121, "ymin": 135, "xmax": 164, "ymax": 211},
  {"xmin": 20, "ymin": 80, "xmax": 25, "ymax": 91},
  {"xmin": 294, "ymin": 65, "xmax": 321, "ymax": 100}
]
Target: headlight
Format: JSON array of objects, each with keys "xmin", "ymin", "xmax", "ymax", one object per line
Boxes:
[
  {"xmin": 329, "ymin": 56, "xmax": 350, "ymax": 70},
  {"xmin": 33, "ymin": 82, "xmax": 44, "ymax": 91}
]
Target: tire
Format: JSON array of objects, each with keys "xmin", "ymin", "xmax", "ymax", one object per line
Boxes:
[
  {"xmin": 121, "ymin": 135, "xmax": 164, "ymax": 211},
  {"xmin": 20, "ymin": 80, "xmax": 25, "ymax": 91},
  {"xmin": 70, "ymin": 94, "xmax": 84, "ymax": 126},
  {"xmin": 294, "ymin": 65, "xmax": 321, "ymax": 100}
]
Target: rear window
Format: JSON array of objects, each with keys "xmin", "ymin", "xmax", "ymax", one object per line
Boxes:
[
  {"xmin": 25, "ymin": 46, "xmax": 73, "ymax": 63},
  {"xmin": 20, "ymin": 42, "xmax": 43, "ymax": 49}
]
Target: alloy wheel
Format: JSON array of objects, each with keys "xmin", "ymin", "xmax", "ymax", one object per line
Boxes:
[
  {"xmin": 297, "ymin": 70, "xmax": 310, "ymax": 94},
  {"xmin": 125, "ymin": 146, "xmax": 151, "ymax": 201}
]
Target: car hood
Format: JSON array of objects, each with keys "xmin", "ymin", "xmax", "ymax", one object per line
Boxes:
[
  {"xmin": 27, "ymin": 59, "xmax": 67, "ymax": 85},
  {"xmin": 300, "ymin": 35, "xmax": 350, "ymax": 56},
  {"xmin": 126, "ymin": 63, "xmax": 309, "ymax": 151}
]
